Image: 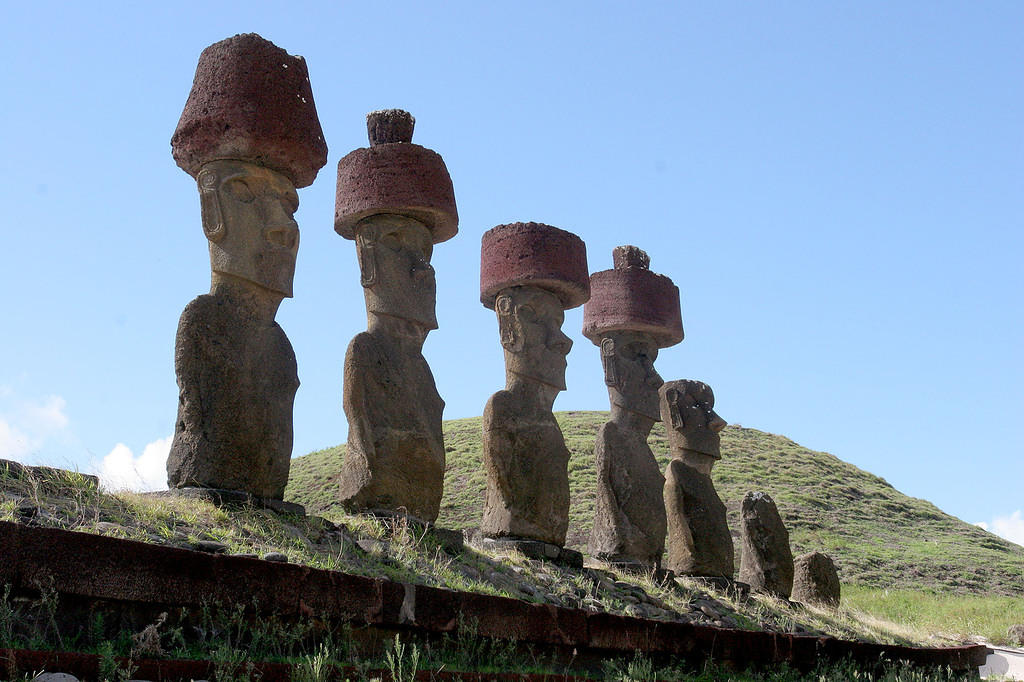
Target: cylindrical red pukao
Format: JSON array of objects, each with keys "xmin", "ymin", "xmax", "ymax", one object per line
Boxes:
[
  {"xmin": 480, "ymin": 222, "xmax": 590, "ymax": 310},
  {"xmin": 171, "ymin": 33, "xmax": 328, "ymax": 188},
  {"xmin": 582, "ymin": 245, "xmax": 683, "ymax": 348},
  {"xmin": 334, "ymin": 110, "xmax": 458, "ymax": 244}
]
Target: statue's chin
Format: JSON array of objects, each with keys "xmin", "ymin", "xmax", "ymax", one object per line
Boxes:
[{"xmin": 510, "ymin": 370, "xmax": 566, "ymax": 392}]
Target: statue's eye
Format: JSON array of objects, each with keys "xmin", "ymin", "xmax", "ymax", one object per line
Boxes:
[
  {"xmin": 379, "ymin": 231, "xmax": 402, "ymax": 250},
  {"xmin": 226, "ymin": 179, "xmax": 255, "ymax": 203}
]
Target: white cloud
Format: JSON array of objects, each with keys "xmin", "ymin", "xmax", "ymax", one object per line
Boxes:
[
  {"xmin": 0, "ymin": 418, "xmax": 37, "ymax": 461},
  {"xmin": 97, "ymin": 436, "xmax": 171, "ymax": 492},
  {"xmin": 22, "ymin": 395, "xmax": 69, "ymax": 431},
  {"xmin": 0, "ymin": 389, "xmax": 70, "ymax": 463},
  {"xmin": 976, "ymin": 511, "xmax": 1024, "ymax": 547}
]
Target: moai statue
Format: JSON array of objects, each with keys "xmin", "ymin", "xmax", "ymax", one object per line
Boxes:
[
  {"xmin": 582, "ymin": 246, "xmax": 683, "ymax": 567},
  {"xmin": 335, "ymin": 109, "xmax": 458, "ymax": 524},
  {"xmin": 661, "ymin": 380, "xmax": 733, "ymax": 577},
  {"xmin": 166, "ymin": 34, "xmax": 327, "ymax": 501},
  {"xmin": 738, "ymin": 490, "xmax": 794, "ymax": 598},
  {"xmin": 479, "ymin": 223, "xmax": 589, "ymax": 562}
]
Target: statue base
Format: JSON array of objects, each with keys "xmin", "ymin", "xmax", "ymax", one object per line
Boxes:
[
  {"xmin": 153, "ymin": 487, "xmax": 306, "ymax": 516},
  {"xmin": 681, "ymin": 575, "xmax": 751, "ymax": 599},
  {"xmin": 481, "ymin": 537, "xmax": 584, "ymax": 568},
  {"xmin": 356, "ymin": 508, "xmax": 464, "ymax": 554}
]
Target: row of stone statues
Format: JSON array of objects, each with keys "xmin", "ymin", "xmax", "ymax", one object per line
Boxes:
[{"xmin": 161, "ymin": 34, "xmax": 753, "ymax": 581}]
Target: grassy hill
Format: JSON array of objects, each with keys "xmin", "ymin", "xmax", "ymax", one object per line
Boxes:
[{"xmin": 286, "ymin": 411, "xmax": 1024, "ymax": 598}]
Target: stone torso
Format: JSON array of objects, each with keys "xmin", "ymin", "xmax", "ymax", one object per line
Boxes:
[
  {"xmin": 167, "ymin": 292, "xmax": 298, "ymax": 499},
  {"xmin": 339, "ymin": 330, "xmax": 445, "ymax": 522},
  {"xmin": 663, "ymin": 457, "xmax": 734, "ymax": 577},
  {"xmin": 588, "ymin": 421, "xmax": 667, "ymax": 565},
  {"xmin": 480, "ymin": 389, "xmax": 570, "ymax": 546}
]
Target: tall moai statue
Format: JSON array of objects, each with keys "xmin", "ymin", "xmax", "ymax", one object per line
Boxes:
[
  {"xmin": 582, "ymin": 246, "xmax": 683, "ymax": 567},
  {"xmin": 479, "ymin": 223, "xmax": 589, "ymax": 558},
  {"xmin": 660, "ymin": 380, "xmax": 733, "ymax": 577},
  {"xmin": 166, "ymin": 34, "xmax": 327, "ymax": 500},
  {"xmin": 335, "ymin": 109, "xmax": 458, "ymax": 524}
]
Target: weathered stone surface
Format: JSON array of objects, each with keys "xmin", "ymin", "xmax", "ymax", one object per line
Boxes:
[
  {"xmin": 339, "ymin": 325, "xmax": 444, "ymax": 522},
  {"xmin": 589, "ymin": 420, "xmax": 667, "ymax": 566},
  {"xmin": 659, "ymin": 380, "xmax": 727, "ymax": 470},
  {"xmin": 366, "ymin": 108, "xmax": 415, "ymax": 146},
  {"xmin": 663, "ymin": 459, "xmax": 734, "ymax": 577},
  {"xmin": 168, "ymin": 36, "xmax": 325, "ymax": 501},
  {"xmin": 585, "ymin": 248, "xmax": 680, "ymax": 567},
  {"xmin": 480, "ymin": 227, "xmax": 588, "ymax": 547},
  {"xmin": 481, "ymin": 372, "xmax": 571, "ymax": 546},
  {"xmin": 167, "ymin": 287, "xmax": 297, "ymax": 499},
  {"xmin": 172, "ymin": 33, "xmax": 327, "ymax": 188},
  {"xmin": 480, "ymin": 223, "xmax": 590, "ymax": 309},
  {"xmin": 1008, "ymin": 623, "xmax": 1024, "ymax": 646},
  {"xmin": 791, "ymin": 551, "xmax": 841, "ymax": 607},
  {"xmin": 336, "ymin": 115, "xmax": 456, "ymax": 524},
  {"xmin": 660, "ymin": 379, "xmax": 732, "ymax": 577},
  {"xmin": 335, "ymin": 110, "xmax": 457, "ymax": 242},
  {"xmin": 738, "ymin": 491, "xmax": 794, "ymax": 598},
  {"xmin": 583, "ymin": 245, "xmax": 683, "ymax": 347}
]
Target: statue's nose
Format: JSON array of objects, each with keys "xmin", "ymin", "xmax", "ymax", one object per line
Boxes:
[
  {"xmin": 550, "ymin": 327, "xmax": 572, "ymax": 354},
  {"xmin": 708, "ymin": 411, "xmax": 727, "ymax": 433}
]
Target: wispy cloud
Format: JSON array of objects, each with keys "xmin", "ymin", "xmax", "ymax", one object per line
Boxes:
[
  {"xmin": 0, "ymin": 388, "xmax": 70, "ymax": 463},
  {"xmin": 96, "ymin": 436, "xmax": 171, "ymax": 492},
  {"xmin": 975, "ymin": 510, "xmax": 1024, "ymax": 547},
  {"xmin": 0, "ymin": 419, "xmax": 35, "ymax": 461}
]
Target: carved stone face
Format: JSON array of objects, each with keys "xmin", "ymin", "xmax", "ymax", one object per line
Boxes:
[
  {"xmin": 602, "ymin": 331, "xmax": 662, "ymax": 421},
  {"xmin": 199, "ymin": 159, "xmax": 300, "ymax": 297},
  {"xmin": 496, "ymin": 286, "xmax": 572, "ymax": 391},
  {"xmin": 660, "ymin": 380, "xmax": 727, "ymax": 464},
  {"xmin": 355, "ymin": 215, "xmax": 437, "ymax": 330}
]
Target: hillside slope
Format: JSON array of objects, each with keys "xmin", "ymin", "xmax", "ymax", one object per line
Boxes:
[{"xmin": 285, "ymin": 411, "xmax": 1024, "ymax": 597}]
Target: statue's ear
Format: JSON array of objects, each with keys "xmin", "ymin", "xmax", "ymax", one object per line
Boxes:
[
  {"xmin": 355, "ymin": 229, "xmax": 377, "ymax": 288},
  {"xmin": 665, "ymin": 387, "xmax": 684, "ymax": 430},
  {"xmin": 496, "ymin": 295, "xmax": 523, "ymax": 353},
  {"xmin": 198, "ymin": 168, "xmax": 225, "ymax": 243},
  {"xmin": 601, "ymin": 337, "xmax": 618, "ymax": 387}
]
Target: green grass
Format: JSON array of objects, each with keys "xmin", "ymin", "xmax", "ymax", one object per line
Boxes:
[
  {"xmin": 842, "ymin": 584, "xmax": 1024, "ymax": 644},
  {"xmin": 287, "ymin": 411, "xmax": 1024, "ymax": 599}
]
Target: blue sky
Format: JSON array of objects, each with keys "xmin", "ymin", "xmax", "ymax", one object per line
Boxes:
[{"xmin": 2, "ymin": 2, "xmax": 1021, "ymax": 544}]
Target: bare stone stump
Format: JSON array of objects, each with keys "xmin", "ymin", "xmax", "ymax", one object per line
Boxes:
[
  {"xmin": 791, "ymin": 551, "xmax": 841, "ymax": 607},
  {"xmin": 479, "ymin": 223, "xmax": 589, "ymax": 548},
  {"xmin": 1007, "ymin": 624, "xmax": 1024, "ymax": 646},
  {"xmin": 584, "ymin": 246, "xmax": 682, "ymax": 567},
  {"xmin": 335, "ymin": 110, "xmax": 458, "ymax": 524},
  {"xmin": 738, "ymin": 491, "xmax": 794, "ymax": 599},
  {"xmin": 167, "ymin": 34, "xmax": 327, "ymax": 500}
]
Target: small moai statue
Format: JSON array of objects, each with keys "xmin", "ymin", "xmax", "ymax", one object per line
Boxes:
[
  {"xmin": 738, "ymin": 490, "xmax": 794, "ymax": 599},
  {"xmin": 166, "ymin": 34, "xmax": 327, "ymax": 500},
  {"xmin": 479, "ymin": 222, "xmax": 590, "ymax": 561},
  {"xmin": 335, "ymin": 109, "xmax": 458, "ymax": 524},
  {"xmin": 661, "ymin": 380, "xmax": 733, "ymax": 577},
  {"xmin": 582, "ymin": 246, "xmax": 683, "ymax": 567}
]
